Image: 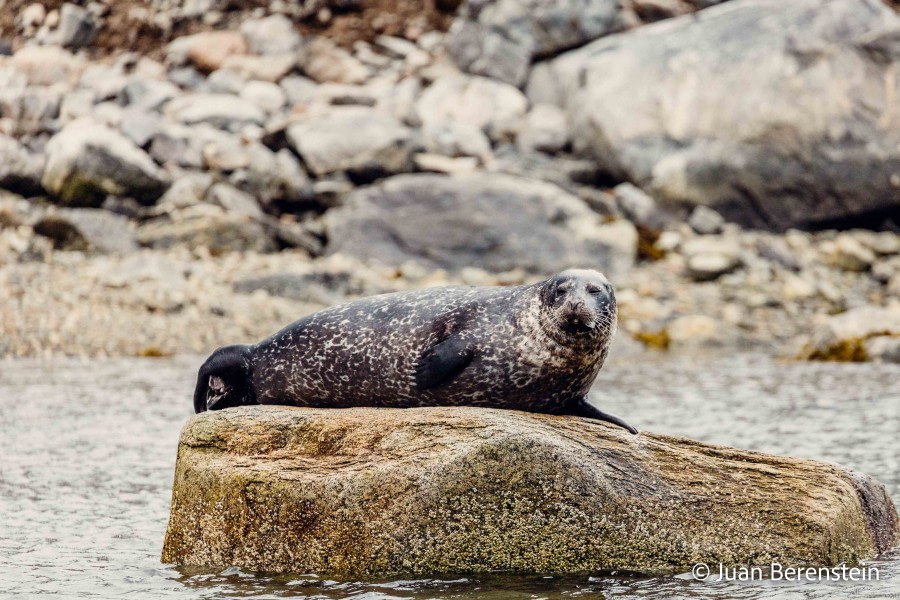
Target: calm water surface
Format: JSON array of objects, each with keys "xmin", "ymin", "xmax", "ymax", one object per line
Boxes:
[{"xmin": 1, "ymin": 352, "xmax": 898, "ymax": 599}]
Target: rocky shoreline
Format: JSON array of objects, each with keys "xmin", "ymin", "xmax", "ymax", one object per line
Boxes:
[{"xmin": 1, "ymin": 0, "xmax": 899, "ymax": 361}]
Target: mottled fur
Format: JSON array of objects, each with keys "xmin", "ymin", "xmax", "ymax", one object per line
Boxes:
[{"xmin": 194, "ymin": 269, "xmax": 638, "ymax": 433}]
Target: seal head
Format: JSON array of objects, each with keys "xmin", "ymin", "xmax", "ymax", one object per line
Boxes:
[{"xmin": 539, "ymin": 269, "xmax": 617, "ymax": 346}]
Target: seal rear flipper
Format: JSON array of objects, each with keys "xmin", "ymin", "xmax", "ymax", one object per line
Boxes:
[
  {"xmin": 414, "ymin": 336, "xmax": 474, "ymax": 390},
  {"xmin": 571, "ymin": 397, "xmax": 638, "ymax": 435},
  {"xmin": 193, "ymin": 344, "xmax": 257, "ymax": 413}
]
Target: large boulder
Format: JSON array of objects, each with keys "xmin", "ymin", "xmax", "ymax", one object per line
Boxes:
[
  {"xmin": 323, "ymin": 173, "xmax": 626, "ymax": 275},
  {"xmin": 162, "ymin": 406, "xmax": 899, "ymax": 577},
  {"xmin": 534, "ymin": 0, "xmax": 900, "ymax": 230},
  {"xmin": 42, "ymin": 119, "xmax": 169, "ymax": 207}
]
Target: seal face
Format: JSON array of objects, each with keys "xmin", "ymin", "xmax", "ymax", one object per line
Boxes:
[{"xmin": 193, "ymin": 269, "xmax": 637, "ymax": 434}]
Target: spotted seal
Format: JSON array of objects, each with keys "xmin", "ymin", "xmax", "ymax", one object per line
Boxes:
[{"xmin": 193, "ymin": 268, "xmax": 637, "ymax": 434}]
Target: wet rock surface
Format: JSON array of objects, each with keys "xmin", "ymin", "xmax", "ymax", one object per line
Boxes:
[{"xmin": 162, "ymin": 406, "xmax": 899, "ymax": 577}]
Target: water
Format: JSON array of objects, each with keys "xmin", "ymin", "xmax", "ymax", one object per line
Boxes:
[{"xmin": 1, "ymin": 352, "xmax": 898, "ymax": 599}]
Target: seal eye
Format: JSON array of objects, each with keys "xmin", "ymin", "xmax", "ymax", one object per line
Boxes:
[
  {"xmin": 587, "ymin": 286, "xmax": 602, "ymax": 295},
  {"xmin": 555, "ymin": 286, "xmax": 566, "ymax": 297}
]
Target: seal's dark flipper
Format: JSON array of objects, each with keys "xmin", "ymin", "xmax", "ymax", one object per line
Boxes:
[
  {"xmin": 572, "ymin": 398, "xmax": 639, "ymax": 435},
  {"xmin": 193, "ymin": 345, "xmax": 257, "ymax": 413},
  {"xmin": 415, "ymin": 336, "xmax": 474, "ymax": 390}
]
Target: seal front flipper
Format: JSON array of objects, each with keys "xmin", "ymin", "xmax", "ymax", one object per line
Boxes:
[
  {"xmin": 571, "ymin": 397, "xmax": 638, "ymax": 435},
  {"xmin": 193, "ymin": 344, "xmax": 257, "ymax": 413},
  {"xmin": 414, "ymin": 335, "xmax": 474, "ymax": 390}
]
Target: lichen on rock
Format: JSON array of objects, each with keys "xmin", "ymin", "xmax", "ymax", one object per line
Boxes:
[{"xmin": 162, "ymin": 406, "xmax": 899, "ymax": 578}]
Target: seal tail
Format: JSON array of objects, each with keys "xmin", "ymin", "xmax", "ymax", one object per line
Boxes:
[{"xmin": 193, "ymin": 344, "xmax": 257, "ymax": 413}]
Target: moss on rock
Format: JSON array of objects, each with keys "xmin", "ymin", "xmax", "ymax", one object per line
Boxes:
[{"xmin": 161, "ymin": 406, "xmax": 899, "ymax": 577}]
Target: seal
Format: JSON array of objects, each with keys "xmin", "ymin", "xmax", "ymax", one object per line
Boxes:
[{"xmin": 193, "ymin": 269, "xmax": 638, "ymax": 434}]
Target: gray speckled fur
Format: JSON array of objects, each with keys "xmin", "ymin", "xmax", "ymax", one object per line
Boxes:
[{"xmin": 247, "ymin": 272, "xmax": 616, "ymax": 415}]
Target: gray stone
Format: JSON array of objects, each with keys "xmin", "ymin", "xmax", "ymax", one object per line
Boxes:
[
  {"xmin": 800, "ymin": 305, "xmax": 900, "ymax": 361},
  {"xmin": 281, "ymin": 75, "xmax": 319, "ymax": 106},
  {"xmin": 0, "ymin": 135, "xmax": 44, "ymax": 196},
  {"xmin": 205, "ymin": 182, "xmax": 263, "ymax": 219},
  {"xmin": 413, "ymin": 153, "xmax": 480, "ymax": 174},
  {"xmin": 219, "ymin": 54, "xmax": 297, "ymax": 83},
  {"xmin": 445, "ymin": 20, "xmax": 531, "ymax": 88},
  {"xmin": 229, "ymin": 146, "xmax": 314, "ymax": 209},
  {"xmin": 119, "ymin": 109, "xmax": 161, "ymax": 148},
  {"xmin": 688, "ymin": 205, "xmax": 725, "ymax": 235},
  {"xmin": 259, "ymin": 216, "xmax": 323, "ymax": 255},
  {"xmin": 299, "ymin": 37, "xmax": 369, "ymax": 84},
  {"xmin": 33, "ymin": 208, "xmax": 138, "ymax": 253},
  {"xmin": 239, "ymin": 81, "xmax": 286, "ymax": 114},
  {"xmin": 167, "ymin": 67, "xmax": 205, "ymax": 90},
  {"xmin": 165, "ymin": 93, "xmax": 266, "ymax": 131},
  {"xmin": 856, "ymin": 231, "xmax": 900, "ymax": 256},
  {"xmin": 42, "ymin": 119, "xmax": 169, "ymax": 207},
  {"xmin": 205, "ymin": 68, "xmax": 247, "ymax": 94},
  {"xmin": 613, "ymin": 183, "xmax": 668, "ymax": 231},
  {"xmin": 155, "ymin": 172, "xmax": 213, "ymax": 212},
  {"xmin": 234, "ymin": 271, "xmax": 353, "ymax": 305},
  {"xmin": 416, "ymin": 75, "xmax": 527, "ymax": 140},
  {"xmin": 872, "ymin": 256, "xmax": 900, "ymax": 284},
  {"xmin": 864, "ymin": 335, "xmax": 900, "ymax": 364},
  {"xmin": 201, "ymin": 135, "xmax": 250, "ymax": 172},
  {"xmin": 56, "ymin": 3, "xmax": 97, "ymax": 49},
  {"xmin": 324, "ymin": 172, "xmax": 628, "ymax": 276},
  {"xmin": 487, "ymin": 149, "xmax": 601, "ymax": 192},
  {"xmin": 10, "ymin": 45, "xmax": 82, "ymax": 86},
  {"xmin": 285, "ymin": 106, "xmax": 413, "ymax": 177},
  {"xmin": 0, "ymin": 86, "xmax": 62, "ymax": 136},
  {"xmin": 136, "ymin": 206, "xmax": 277, "ymax": 253},
  {"xmin": 517, "ymin": 103, "xmax": 569, "ymax": 154},
  {"xmin": 829, "ymin": 234, "xmax": 875, "ymax": 272},
  {"xmin": 122, "ymin": 78, "xmax": 180, "ymax": 111},
  {"xmin": 240, "ymin": 14, "xmax": 301, "ymax": 55},
  {"xmin": 422, "ymin": 121, "xmax": 492, "ymax": 161},
  {"xmin": 667, "ymin": 314, "xmax": 731, "ymax": 346},
  {"xmin": 447, "ymin": 0, "xmax": 632, "ymax": 86},
  {"xmin": 538, "ymin": 0, "xmax": 900, "ymax": 230},
  {"xmin": 167, "ymin": 31, "xmax": 248, "ymax": 72},
  {"xmin": 682, "ymin": 236, "xmax": 741, "ymax": 281}
]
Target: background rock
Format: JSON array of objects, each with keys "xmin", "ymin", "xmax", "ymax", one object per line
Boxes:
[
  {"xmin": 286, "ymin": 106, "xmax": 413, "ymax": 178},
  {"xmin": 0, "ymin": 134, "xmax": 44, "ymax": 196},
  {"xmin": 136, "ymin": 207, "xmax": 277, "ymax": 254},
  {"xmin": 799, "ymin": 305, "xmax": 900, "ymax": 362},
  {"xmin": 41, "ymin": 119, "xmax": 169, "ymax": 207},
  {"xmin": 33, "ymin": 208, "xmax": 138, "ymax": 253},
  {"xmin": 415, "ymin": 75, "xmax": 527, "ymax": 141},
  {"xmin": 538, "ymin": 0, "xmax": 900, "ymax": 230},
  {"xmin": 324, "ymin": 172, "xmax": 631, "ymax": 275},
  {"xmin": 447, "ymin": 0, "xmax": 632, "ymax": 86}
]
